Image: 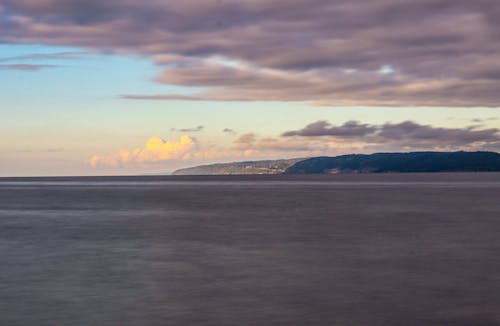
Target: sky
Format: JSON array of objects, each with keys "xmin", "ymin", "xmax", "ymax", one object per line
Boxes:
[{"xmin": 0, "ymin": 0, "xmax": 499, "ymax": 176}]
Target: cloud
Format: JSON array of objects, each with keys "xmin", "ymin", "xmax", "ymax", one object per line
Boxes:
[
  {"xmin": 3, "ymin": 0, "xmax": 500, "ymax": 106},
  {"xmin": 253, "ymin": 137, "xmax": 317, "ymax": 152},
  {"xmin": 222, "ymin": 128, "xmax": 237, "ymax": 135},
  {"xmin": 283, "ymin": 121, "xmax": 377, "ymax": 137},
  {"xmin": 234, "ymin": 133, "xmax": 256, "ymax": 150},
  {"xmin": 0, "ymin": 51, "xmax": 87, "ymax": 62},
  {"xmin": 15, "ymin": 147, "xmax": 64, "ymax": 153},
  {"xmin": 377, "ymin": 122, "xmax": 499, "ymax": 146},
  {"xmin": 0, "ymin": 64, "xmax": 57, "ymax": 70},
  {"xmin": 283, "ymin": 120, "xmax": 500, "ymax": 150},
  {"xmin": 232, "ymin": 132, "xmax": 328, "ymax": 155},
  {"xmin": 177, "ymin": 125, "xmax": 203, "ymax": 132},
  {"xmin": 88, "ymin": 120, "xmax": 498, "ymax": 169},
  {"xmin": 0, "ymin": 51, "xmax": 86, "ymax": 72},
  {"xmin": 89, "ymin": 135, "xmax": 196, "ymax": 167},
  {"xmin": 89, "ymin": 132, "xmax": 326, "ymax": 168}
]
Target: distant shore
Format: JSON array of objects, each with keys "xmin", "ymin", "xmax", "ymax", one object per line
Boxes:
[{"xmin": 173, "ymin": 151, "xmax": 500, "ymax": 175}]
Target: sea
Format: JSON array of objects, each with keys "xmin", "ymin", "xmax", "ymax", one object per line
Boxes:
[{"xmin": 0, "ymin": 173, "xmax": 499, "ymax": 326}]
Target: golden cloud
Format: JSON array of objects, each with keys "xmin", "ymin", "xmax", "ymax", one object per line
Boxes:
[{"xmin": 89, "ymin": 135, "xmax": 196, "ymax": 167}]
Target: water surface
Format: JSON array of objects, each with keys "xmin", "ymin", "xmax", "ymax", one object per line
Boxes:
[{"xmin": 1, "ymin": 173, "xmax": 499, "ymax": 325}]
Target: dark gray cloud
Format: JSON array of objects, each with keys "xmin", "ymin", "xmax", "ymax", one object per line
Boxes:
[
  {"xmin": 2, "ymin": 0, "xmax": 500, "ymax": 106},
  {"xmin": 283, "ymin": 120, "xmax": 500, "ymax": 148},
  {"xmin": 222, "ymin": 128, "xmax": 237, "ymax": 135},
  {"xmin": 283, "ymin": 121, "xmax": 377, "ymax": 137},
  {"xmin": 177, "ymin": 125, "xmax": 204, "ymax": 133}
]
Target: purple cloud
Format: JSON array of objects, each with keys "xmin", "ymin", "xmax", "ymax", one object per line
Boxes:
[
  {"xmin": 2, "ymin": 0, "xmax": 500, "ymax": 106},
  {"xmin": 283, "ymin": 121, "xmax": 377, "ymax": 137},
  {"xmin": 0, "ymin": 51, "xmax": 87, "ymax": 62},
  {"xmin": 283, "ymin": 120, "xmax": 500, "ymax": 149}
]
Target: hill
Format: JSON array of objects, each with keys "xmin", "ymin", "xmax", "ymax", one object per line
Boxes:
[
  {"xmin": 284, "ymin": 151, "xmax": 500, "ymax": 174},
  {"xmin": 172, "ymin": 158, "xmax": 303, "ymax": 175},
  {"xmin": 172, "ymin": 152, "xmax": 500, "ymax": 175}
]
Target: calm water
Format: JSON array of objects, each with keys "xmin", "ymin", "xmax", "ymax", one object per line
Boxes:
[{"xmin": 0, "ymin": 173, "xmax": 499, "ymax": 325}]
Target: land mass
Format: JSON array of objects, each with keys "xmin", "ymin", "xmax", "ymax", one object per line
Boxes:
[
  {"xmin": 173, "ymin": 158, "xmax": 303, "ymax": 175},
  {"xmin": 172, "ymin": 151, "xmax": 500, "ymax": 175}
]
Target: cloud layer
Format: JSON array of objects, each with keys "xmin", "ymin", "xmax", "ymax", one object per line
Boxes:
[
  {"xmin": 3, "ymin": 0, "xmax": 500, "ymax": 106},
  {"xmin": 89, "ymin": 121, "xmax": 499, "ymax": 168},
  {"xmin": 283, "ymin": 120, "xmax": 500, "ymax": 150}
]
